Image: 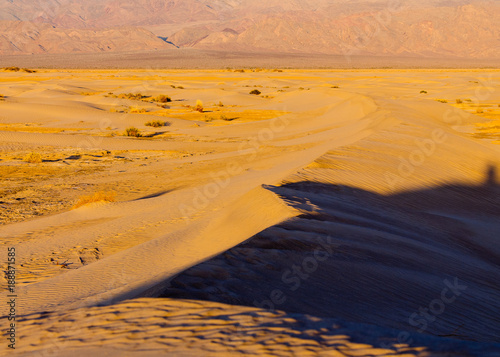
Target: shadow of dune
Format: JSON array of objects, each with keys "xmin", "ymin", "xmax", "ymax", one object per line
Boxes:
[{"xmin": 157, "ymin": 165, "xmax": 500, "ymax": 346}]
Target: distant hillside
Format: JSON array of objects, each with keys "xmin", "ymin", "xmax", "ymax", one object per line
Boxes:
[
  {"xmin": 0, "ymin": 21, "xmax": 173, "ymax": 55},
  {"xmin": 0, "ymin": 0, "xmax": 498, "ymax": 58}
]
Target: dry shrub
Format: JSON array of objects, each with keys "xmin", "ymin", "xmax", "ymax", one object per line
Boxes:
[
  {"xmin": 125, "ymin": 127, "xmax": 142, "ymax": 137},
  {"xmin": 250, "ymin": 89, "xmax": 261, "ymax": 95},
  {"xmin": 23, "ymin": 152, "xmax": 42, "ymax": 163},
  {"xmin": 153, "ymin": 95, "xmax": 171, "ymax": 103},
  {"xmin": 129, "ymin": 107, "xmax": 147, "ymax": 114},
  {"xmin": 2, "ymin": 67, "xmax": 36, "ymax": 73},
  {"xmin": 145, "ymin": 120, "xmax": 167, "ymax": 127},
  {"xmin": 73, "ymin": 191, "xmax": 116, "ymax": 209},
  {"xmin": 194, "ymin": 100, "xmax": 204, "ymax": 112}
]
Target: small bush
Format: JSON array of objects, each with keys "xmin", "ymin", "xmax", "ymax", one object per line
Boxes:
[
  {"xmin": 420, "ymin": 90, "xmax": 427, "ymax": 94},
  {"xmin": 176, "ymin": 86, "xmax": 184, "ymax": 89},
  {"xmin": 250, "ymin": 89, "xmax": 261, "ymax": 95},
  {"xmin": 331, "ymin": 86, "xmax": 339, "ymax": 89},
  {"xmin": 234, "ymin": 69, "xmax": 245, "ymax": 73},
  {"xmin": 117, "ymin": 93, "xmax": 146, "ymax": 100},
  {"xmin": 125, "ymin": 127, "xmax": 142, "ymax": 137},
  {"xmin": 145, "ymin": 120, "xmax": 167, "ymax": 127},
  {"xmin": 3, "ymin": 67, "xmax": 36, "ymax": 73},
  {"xmin": 129, "ymin": 107, "xmax": 147, "ymax": 114},
  {"xmin": 476, "ymin": 108, "xmax": 484, "ymax": 114},
  {"xmin": 456, "ymin": 99, "xmax": 463, "ymax": 104},
  {"xmin": 23, "ymin": 152, "xmax": 42, "ymax": 163},
  {"xmin": 217, "ymin": 101, "xmax": 224, "ymax": 107},
  {"xmin": 194, "ymin": 100, "xmax": 204, "ymax": 112},
  {"xmin": 0, "ymin": 94, "xmax": 4, "ymax": 101},
  {"xmin": 436, "ymin": 99, "xmax": 448, "ymax": 103},
  {"xmin": 153, "ymin": 95, "xmax": 171, "ymax": 103},
  {"xmin": 73, "ymin": 191, "xmax": 116, "ymax": 209}
]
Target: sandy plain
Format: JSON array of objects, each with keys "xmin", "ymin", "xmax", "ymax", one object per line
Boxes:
[{"xmin": 1, "ymin": 68, "xmax": 500, "ymax": 356}]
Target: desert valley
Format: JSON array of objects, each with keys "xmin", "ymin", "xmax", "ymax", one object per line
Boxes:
[{"xmin": 1, "ymin": 0, "xmax": 500, "ymax": 356}]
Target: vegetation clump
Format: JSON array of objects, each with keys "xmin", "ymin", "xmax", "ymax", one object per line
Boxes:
[
  {"xmin": 194, "ymin": 100, "xmax": 204, "ymax": 112},
  {"xmin": 2, "ymin": 67, "xmax": 36, "ymax": 73},
  {"xmin": 249, "ymin": 89, "xmax": 261, "ymax": 95},
  {"xmin": 23, "ymin": 152, "xmax": 42, "ymax": 163},
  {"xmin": 436, "ymin": 99, "xmax": 448, "ymax": 103},
  {"xmin": 125, "ymin": 127, "xmax": 142, "ymax": 137},
  {"xmin": 73, "ymin": 191, "xmax": 116, "ymax": 209},
  {"xmin": 129, "ymin": 107, "xmax": 147, "ymax": 114},
  {"xmin": 456, "ymin": 99, "xmax": 463, "ymax": 104},
  {"xmin": 153, "ymin": 95, "xmax": 171, "ymax": 103},
  {"xmin": 145, "ymin": 120, "xmax": 168, "ymax": 127},
  {"xmin": 420, "ymin": 90, "xmax": 428, "ymax": 94}
]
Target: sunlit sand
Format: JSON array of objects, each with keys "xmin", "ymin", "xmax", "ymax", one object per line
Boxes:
[{"xmin": 1, "ymin": 69, "xmax": 500, "ymax": 356}]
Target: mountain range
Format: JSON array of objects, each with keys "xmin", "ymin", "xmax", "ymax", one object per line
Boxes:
[{"xmin": 0, "ymin": 0, "xmax": 499, "ymax": 58}]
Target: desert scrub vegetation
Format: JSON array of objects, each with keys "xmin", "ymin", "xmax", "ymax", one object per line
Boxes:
[
  {"xmin": 125, "ymin": 127, "xmax": 142, "ymax": 137},
  {"xmin": 249, "ymin": 89, "xmax": 261, "ymax": 95},
  {"xmin": 0, "ymin": 94, "xmax": 4, "ymax": 101},
  {"xmin": 420, "ymin": 90, "xmax": 428, "ymax": 94},
  {"xmin": 129, "ymin": 107, "xmax": 147, "ymax": 114},
  {"xmin": 2, "ymin": 67, "xmax": 37, "ymax": 73},
  {"xmin": 456, "ymin": 99, "xmax": 463, "ymax": 104},
  {"xmin": 23, "ymin": 152, "xmax": 42, "ymax": 163},
  {"xmin": 152, "ymin": 95, "xmax": 171, "ymax": 103},
  {"xmin": 73, "ymin": 191, "xmax": 116, "ymax": 209},
  {"xmin": 145, "ymin": 120, "xmax": 168, "ymax": 128},
  {"xmin": 107, "ymin": 93, "xmax": 173, "ymax": 105},
  {"xmin": 436, "ymin": 99, "xmax": 448, "ymax": 103},
  {"xmin": 194, "ymin": 100, "xmax": 204, "ymax": 113}
]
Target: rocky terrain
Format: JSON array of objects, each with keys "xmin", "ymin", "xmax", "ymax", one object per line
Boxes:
[{"xmin": 0, "ymin": 0, "xmax": 498, "ymax": 58}]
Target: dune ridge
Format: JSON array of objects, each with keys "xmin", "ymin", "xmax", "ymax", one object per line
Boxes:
[{"xmin": 1, "ymin": 69, "xmax": 499, "ymax": 356}]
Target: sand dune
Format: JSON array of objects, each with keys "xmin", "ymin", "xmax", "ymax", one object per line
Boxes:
[{"xmin": 1, "ymin": 69, "xmax": 500, "ymax": 355}]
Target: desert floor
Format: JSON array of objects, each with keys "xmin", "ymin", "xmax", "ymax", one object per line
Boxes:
[{"xmin": 1, "ymin": 68, "xmax": 500, "ymax": 356}]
